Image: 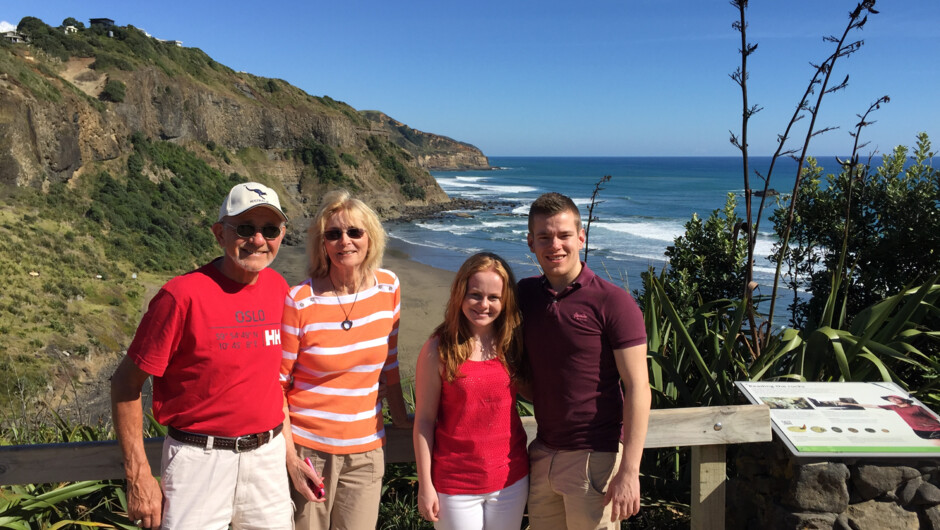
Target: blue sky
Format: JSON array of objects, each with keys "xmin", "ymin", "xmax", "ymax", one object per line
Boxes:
[{"xmin": 3, "ymin": 1, "xmax": 938, "ymax": 156}]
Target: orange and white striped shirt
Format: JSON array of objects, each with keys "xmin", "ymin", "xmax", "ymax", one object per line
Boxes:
[{"xmin": 280, "ymin": 268, "xmax": 401, "ymax": 454}]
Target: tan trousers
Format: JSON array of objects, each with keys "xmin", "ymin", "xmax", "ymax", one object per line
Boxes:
[
  {"xmin": 526, "ymin": 439, "xmax": 623, "ymax": 530},
  {"xmin": 291, "ymin": 446, "xmax": 385, "ymax": 530},
  {"xmin": 160, "ymin": 433, "xmax": 292, "ymax": 530}
]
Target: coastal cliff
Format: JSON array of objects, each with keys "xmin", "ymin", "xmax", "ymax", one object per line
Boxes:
[
  {"xmin": 362, "ymin": 111, "xmax": 490, "ymax": 170},
  {"xmin": 0, "ymin": 18, "xmax": 490, "ymax": 220}
]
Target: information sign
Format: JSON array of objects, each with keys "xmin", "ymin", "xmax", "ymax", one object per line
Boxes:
[{"xmin": 736, "ymin": 381, "xmax": 940, "ymax": 457}]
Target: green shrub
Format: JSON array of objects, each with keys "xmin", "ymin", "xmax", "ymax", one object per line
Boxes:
[
  {"xmin": 366, "ymin": 136, "xmax": 426, "ymax": 200},
  {"xmin": 91, "ymin": 52, "xmax": 134, "ymax": 71},
  {"xmin": 100, "ymin": 79, "xmax": 126, "ymax": 102},
  {"xmin": 340, "ymin": 152, "xmax": 359, "ymax": 168}
]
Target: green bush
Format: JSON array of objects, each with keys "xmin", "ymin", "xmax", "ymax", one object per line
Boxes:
[
  {"xmin": 295, "ymin": 139, "xmax": 357, "ymax": 189},
  {"xmin": 771, "ymin": 133, "xmax": 940, "ymax": 326},
  {"xmin": 340, "ymin": 152, "xmax": 359, "ymax": 168},
  {"xmin": 100, "ymin": 79, "xmax": 126, "ymax": 102},
  {"xmin": 647, "ymin": 193, "xmax": 746, "ymax": 317},
  {"xmin": 366, "ymin": 136, "xmax": 426, "ymax": 200},
  {"xmin": 91, "ymin": 51, "xmax": 134, "ymax": 71},
  {"xmin": 84, "ymin": 135, "xmax": 247, "ymax": 272}
]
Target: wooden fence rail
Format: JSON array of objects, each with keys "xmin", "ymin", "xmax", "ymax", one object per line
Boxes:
[{"xmin": 0, "ymin": 404, "xmax": 770, "ymax": 529}]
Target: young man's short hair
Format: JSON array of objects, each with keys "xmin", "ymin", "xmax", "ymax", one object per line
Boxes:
[{"xmin": 528, "ymin": 192, "xmax": 582, "ymax": 232}]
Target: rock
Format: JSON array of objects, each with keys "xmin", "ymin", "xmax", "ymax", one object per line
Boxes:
[
  {"xmin": 924, "ymin": 505, "xmax": 940, "ymax": 530},
  {"xmin": 783, "ymin": 462, "xmax": 850, "ymax": 512},
  {"xmin": 854, "ymin": 465, "xmax": 920, "ymax": 500},
  {"xmin": 780, "ymin": 511, "xmax": 837, "ymax": 529},
  {"xmin": 900, "ymin": 476, "xmax": 925, "ymax": 504},
  {"xmin": 844, "ymin": 499, "xmax": 920, "ymax": 529},
  {"xmin": 914, "ymin": 481, "xmax": 940, "ymax": 506}
]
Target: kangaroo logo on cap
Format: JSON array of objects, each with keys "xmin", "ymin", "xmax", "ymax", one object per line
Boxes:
[{"xmin": 246, "ymin": 186, "xmax": 267, "ymax": 199}]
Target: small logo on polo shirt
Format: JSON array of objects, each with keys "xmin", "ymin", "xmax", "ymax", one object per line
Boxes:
[{"xmin": 572, "ymin": 312, "xmax": 589, "ymax": 322}]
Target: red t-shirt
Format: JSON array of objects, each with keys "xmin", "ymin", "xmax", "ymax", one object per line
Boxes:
[
  {"xmin": 432, "ymin": 359, "xmax": 529, "ymax": 495},
  {"xmin": 128, "ymin": 260, "xmax": 288, "ymax": 437}
]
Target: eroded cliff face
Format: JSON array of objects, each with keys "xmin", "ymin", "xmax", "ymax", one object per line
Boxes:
[
  {"xmin": 0, "ymin": 44, "xmax": 487, "ymax": 218},
  {"xmin": 363, "ymin": 111, "xmax": 490, "ymax": 170}
]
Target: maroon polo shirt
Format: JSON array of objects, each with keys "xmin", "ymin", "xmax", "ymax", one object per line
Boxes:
[{"xmin": 518, "ymin": 264, "xmax": 646, "ymax": 452}]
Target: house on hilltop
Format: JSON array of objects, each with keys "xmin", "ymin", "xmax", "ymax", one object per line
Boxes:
[
  {"xmin": 89, "ymin": 18, "xmax": 115, "ymax": 28},
  {"xmin": 2, "ymin": 31, "xmax": 27, "ymax": 44},
  {"xmin": 63, "ymin": 25, "xmax": 78, "ymax": 34}
]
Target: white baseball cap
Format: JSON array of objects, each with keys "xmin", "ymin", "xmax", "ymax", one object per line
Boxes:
[{"xmin": 218, "ymin": 182, "xmax": 287, "ymax": 222}]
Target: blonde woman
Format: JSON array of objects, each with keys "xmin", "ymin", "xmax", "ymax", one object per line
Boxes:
[
  {"xmin": 280, "ymin": 190, "xmax": 411, "ymax": 529},
  {"xmin": 413, "ymin": 252, "xmax": 529, "ymax": 530}
]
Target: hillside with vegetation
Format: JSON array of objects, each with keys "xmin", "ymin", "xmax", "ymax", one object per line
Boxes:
[{"xmin": 0, "ymin": 16, "xmax": 489, "ymax": 413}]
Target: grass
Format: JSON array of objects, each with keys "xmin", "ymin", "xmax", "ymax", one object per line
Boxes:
[{"xmin": 0, "ymin": 188, "xmax": 164, "ymax": 412}]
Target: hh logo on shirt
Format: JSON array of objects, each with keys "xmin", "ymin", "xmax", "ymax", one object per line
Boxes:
[
  {"xmin": 265, "ymin": 329, "xmax": 281, "ymax": 346},
  {"xmin": 572, "ymin": 312, "xmax": 589, "ymax": 322}
]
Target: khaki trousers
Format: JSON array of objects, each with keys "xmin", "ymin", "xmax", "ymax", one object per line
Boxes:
[
  {"xmin": 292, "ymin": 446, "xmax": 385, "ymax": 530},
  {"xmin": 526, "ymin": 439, "xmax": 622, "ymax": 530},
  {"xmin": 160, "ymin": 433, "xmax": 292, "ymax": 530}
]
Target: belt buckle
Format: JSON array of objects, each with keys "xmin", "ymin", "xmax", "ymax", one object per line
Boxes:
[{"xmin": 234, "ymin": 435, "xmax": 248, "ymax": 453}]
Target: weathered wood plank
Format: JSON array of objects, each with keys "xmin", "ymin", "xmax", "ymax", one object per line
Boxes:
[
  {"xmin": 0, "ymin": 405, "xmax": 771, "ymax": 485},
  {"xmin": 521, "ymin": 404, "xmax": 771, "ymax": 448},
  {"xmin": 691, "ymin": 444, "xmax": 726, "ymax": 530},
  {"xmin": 644, "ymin": 404, "xmax": 771, "ymax": 448},
  {"xmin": 0, "ymin": 438, "xmax": 163, "ymax": 485}
]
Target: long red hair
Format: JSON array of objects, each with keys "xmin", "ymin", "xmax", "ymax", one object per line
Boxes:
[{"xmin": 433, "ymin": 252, "xmax": 524, "ymax": 383}]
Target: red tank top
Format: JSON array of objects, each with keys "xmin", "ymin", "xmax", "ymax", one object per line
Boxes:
[{"xmin": 432, "ymin": 358, "xmax": 529, "ymax": 495}]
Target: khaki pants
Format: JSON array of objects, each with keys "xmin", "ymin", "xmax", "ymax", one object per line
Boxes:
[
  {"xmin": 526, "ymin": 439, "xmax": 622, "ymax": 530},
  {"xmin": 292, "ymin": 446, "xmax": 385, "ymax": 530},
  {"xmin": 160, "ymin": 433, "xmax": 292, "ymax": 530}
]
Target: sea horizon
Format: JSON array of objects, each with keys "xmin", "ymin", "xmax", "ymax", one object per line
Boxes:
[{"xmin": 385, "ymin": 155, "xmax": 841, "ymax": 320}]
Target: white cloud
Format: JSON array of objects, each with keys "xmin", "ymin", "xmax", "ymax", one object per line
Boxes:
[{"xmin": 0, "ymin": 21, "xmax": 16, "ymax": 33}]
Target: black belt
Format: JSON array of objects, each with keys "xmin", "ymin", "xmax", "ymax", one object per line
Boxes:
[{"xmin": 167, "ymin": 424, "xmax": 283, "ymax": 452}]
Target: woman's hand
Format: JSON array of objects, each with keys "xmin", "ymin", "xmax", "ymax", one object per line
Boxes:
[
  {"xmin": 287, "ymin": 452, "xmax": 326, "ymax": 504},
  {"xmin": 417, "ymin": 482, "xmax": 440, "ymax": 522}
]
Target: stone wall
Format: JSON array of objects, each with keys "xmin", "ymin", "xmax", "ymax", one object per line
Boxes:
[{"xmin": 728, "ymin": 439, "xmax": 940, "ymax": 529}]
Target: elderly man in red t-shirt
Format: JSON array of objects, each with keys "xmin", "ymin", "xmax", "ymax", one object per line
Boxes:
[
  {"xmin": 519, "ymin": 192, "xmax": 651, "ymax": 529},
  {"xmin": 111, "ymin": 182, "xmax": 292, "ymax": 529}
]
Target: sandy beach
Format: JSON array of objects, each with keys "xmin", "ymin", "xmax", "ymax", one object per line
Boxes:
[{"xmin": 270, "ymin": 240, "xmax": 456, "ymax": 383}]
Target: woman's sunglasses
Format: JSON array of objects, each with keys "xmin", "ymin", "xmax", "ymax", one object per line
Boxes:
[
  {"xmin": 225, "ymin": 223, "xmax": 282, "ymax": 240},
  {"xmin": 324, "ymin": 227, "xmax": 366, "ymax": 241}
]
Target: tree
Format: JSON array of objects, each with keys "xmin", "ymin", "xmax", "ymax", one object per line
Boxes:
[
  {"xmin": 61, "ymin": 17, "xmax": 85, "ymax": 30},
  {"xmin": 771, "ymin": 132, "xmax": 940, "ymax": 327},
  {"xmin": 650, "ymin": 193, "xmax": 747, "ymax": 317},
  {"xmin": 16, "ymin": 16, "xmax": 46, "ymax": 36}
]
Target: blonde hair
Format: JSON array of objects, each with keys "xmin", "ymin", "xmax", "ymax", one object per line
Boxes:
[
  {"xmin": 307, "ymin": 189, "xmax": 386, "ymax": 279},
  {"xmin": 433, "ymin": 252, "xmax": 524, "ymax": 383}
]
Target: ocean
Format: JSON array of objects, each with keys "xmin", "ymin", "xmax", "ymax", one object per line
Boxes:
[{"xmin": 387, "ymin": 156, "xmax": 836, "ymax": 302}]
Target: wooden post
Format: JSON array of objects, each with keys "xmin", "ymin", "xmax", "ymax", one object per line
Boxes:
[{"xmin": 691, "ymin": 444, "xmax": 726, "ymax": 530}]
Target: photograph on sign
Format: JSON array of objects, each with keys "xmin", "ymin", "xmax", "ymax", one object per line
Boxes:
[{"xmin": 735, "ymin": 381, "xmax": 940, "ymax": 457}]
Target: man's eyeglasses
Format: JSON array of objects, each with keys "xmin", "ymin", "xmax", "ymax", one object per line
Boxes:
[
  {"xmin": 324, "ymin": 227, "xmax": 366, "ymax": 241},
  {"xmin": 225, "ymin": 223, "xmax": 282, "ymax": 240}
]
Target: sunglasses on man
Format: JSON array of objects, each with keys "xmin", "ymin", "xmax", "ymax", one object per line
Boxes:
[
  {"xmin": 225, "ymin": 223, "xmax": 283, "ymax": 240},
  {"xmin": 324, "ymin": 227, "xmax": 366, "ymax": 241}
]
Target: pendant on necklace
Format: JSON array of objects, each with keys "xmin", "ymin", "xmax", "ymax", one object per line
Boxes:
[{"xmin": 342, "ymin": 320, "xmax": 353, "ymax": 331}]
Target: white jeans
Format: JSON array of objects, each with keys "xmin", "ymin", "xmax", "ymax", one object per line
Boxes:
[
  {"xmin": 435, "ymin": 475, "xmax": 529, "ymax": 530},
  {"xmin": 160, "ymin": 432, "xmax": 292, "ymax": 530}
]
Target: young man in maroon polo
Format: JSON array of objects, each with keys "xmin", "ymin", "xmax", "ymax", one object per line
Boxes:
[
  {"xmin": 519, "ymin": 192, "xmax": 650, "ymax": 529},
  {"xmin": 111, "ymin": 182, "xmax": 293, "ymax": 529}
]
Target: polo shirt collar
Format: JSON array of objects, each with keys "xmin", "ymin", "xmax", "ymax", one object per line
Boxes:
[{"xmin": 539, "ymin": 262, "xmax": 594, "ymax": 298}]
